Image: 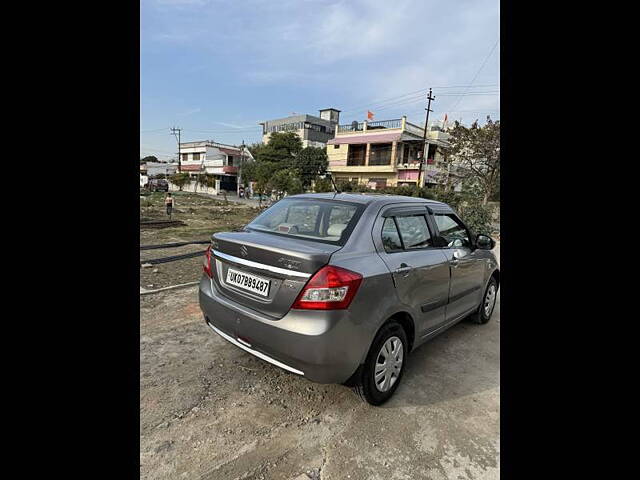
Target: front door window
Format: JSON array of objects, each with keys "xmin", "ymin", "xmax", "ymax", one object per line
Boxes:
[{"xmin": 434, "ymin": 214, "xmax": 471, "ymax": 248}]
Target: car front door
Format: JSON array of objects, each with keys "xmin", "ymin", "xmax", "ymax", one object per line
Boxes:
[
  {"xmin": 374, "ymin": 205, "xmax": 451, "ymax": 337},
  {"xmin": 432, "ymin": 212, "xmax": 486, "ymax": 321}
]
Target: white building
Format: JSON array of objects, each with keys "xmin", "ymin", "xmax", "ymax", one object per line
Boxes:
[
  {"xmin": 141, "ymin": 162, "xmax": 178, "ymax": 177},
  {"xmin": 179, "ymin": 141, "xmax": 254, "ymax": 192},
  {"xmin": 259, "ymin": 108, "xmax": 341, "ymax": 148}
]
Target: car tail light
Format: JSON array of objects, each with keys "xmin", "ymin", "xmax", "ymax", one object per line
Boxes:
[
  {"xmin": 291, "ymin": 265, "xmax": 363, "ymax": 310},
  {"xmin": 203, "ymin": 245, "xmax": 213, "ymax": 278}
]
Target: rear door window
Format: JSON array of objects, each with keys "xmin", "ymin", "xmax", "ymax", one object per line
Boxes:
[{"xmin": 395, "ymin": 215, "xmax": 433, "ymax": 249}]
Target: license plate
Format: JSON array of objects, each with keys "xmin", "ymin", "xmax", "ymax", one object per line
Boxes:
[{"xmin": 226, "ymin": 268, "xmax": 270, "ymax": 297}]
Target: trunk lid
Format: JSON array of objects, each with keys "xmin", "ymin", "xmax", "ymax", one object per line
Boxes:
[{"xmin": 210, "ymin": 230, "xmax": 340, "ymax": 318}]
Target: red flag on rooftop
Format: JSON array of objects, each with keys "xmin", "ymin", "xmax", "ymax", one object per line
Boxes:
[{"xmin": 367, "ymin": 110, "xmax": 374, "ymax": 120}]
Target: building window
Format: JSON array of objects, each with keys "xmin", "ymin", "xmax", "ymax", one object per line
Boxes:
[
  {"xmin": 427, "ymin": 144, "xmax": 436, "ymax": 161},
  {"xmin": 368, "ymin": 178, "xmax": 387, "ymax": 190},
  {"xmin": 347, "ymin": 144, "xmax": 366, "ymax": 166},
  {"xmin": 333, "ymin": 144, "xmax": 340, "ymax": 149},
  {"xmin": 400, "ymin": 144, "xmax": 421, "ymax": 164},
  {"xmin": 369, "ymin": 143, "xmax": 392, "ymax": 166},
  {"xmin": 227, "ymin": 156, "xmax": 234, "ymax": 166},
  {"xmin": 193, "ymin": 153, "xmax": 200, "ymax": 161},
  {"xmin": 182, "ymin": 153, "xmax": 188, "ymax": 162}
]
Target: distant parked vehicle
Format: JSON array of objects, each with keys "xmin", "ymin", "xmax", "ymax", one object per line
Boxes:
[
  {"xmin": 148, "ymin": 178, "xmax": 169, "ymax": 192},
  {"xmin": 199, "ymin": 193, "xmax": 499, "ymax": 405}
]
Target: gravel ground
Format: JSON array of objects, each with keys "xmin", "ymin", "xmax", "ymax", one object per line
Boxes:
[
  {"xmin": 141, "ymin": 245, "xmax": 208, "ymax": 290},
  {"xmin": 140, "ymin": 245, "xmax": 500, "ymax": 479},
  {"xmin": 140, "ymin": 193, "xmax": 261, "ymax": 289}
]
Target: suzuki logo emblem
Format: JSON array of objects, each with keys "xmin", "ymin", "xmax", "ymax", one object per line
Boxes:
[{"xmin": 240, "ymin": 245, "xmax": 249, "ymax": 257}]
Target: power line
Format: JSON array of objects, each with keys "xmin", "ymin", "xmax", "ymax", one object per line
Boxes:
[
  {"xmin": 437, "ymin": 92, "xmax": 500, "ymax": 96},
  {"xmin": 339, "ymin": 84, "xmax": 499, "ymax": 115},
  {"xmin": 341, "ymin": 92, "xmax": 499, "ymax": 122},
  {"xmin": 448, "ymin": 38, "xmax": 500, "ymax": 112},
  {"xmin": 340, "ymin": 88, "xmax": 431, "ymax": 115},
  {"xmin": 140, "ymin": 145, "xmax": 176, "ymax": 154},
  {"xmin": 431, "ymin": 84, "xmax": 499, "ymax": 89},
  {"xmin": 140, "ymin": 127, "xmax": 170, "ymax": 133},
  {"xmin": 184, "ymin": 128, "xmax": 260, "ymax": 134}
]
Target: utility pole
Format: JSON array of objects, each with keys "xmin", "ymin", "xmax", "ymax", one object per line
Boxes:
[
  {"xmin": 238, "ymin": 140, "xmax": 245, "ymax": 198},
  {"xmin": 419, "ymin": 88, "xmax": 435, "ymax": 188},
  {"xmin": 170, "ymin": 127, "xmax": 182, "ymax": 173}
]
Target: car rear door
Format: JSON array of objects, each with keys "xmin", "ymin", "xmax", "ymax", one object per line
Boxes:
[
  {"xmin": 431, "ymin": 212, "xmax": 486, "ymax": 321},
  {"xmin": 373, "ymin": 204, "xmax": 450, "ymax": 336}
]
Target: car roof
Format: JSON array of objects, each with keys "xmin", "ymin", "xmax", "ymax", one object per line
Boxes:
[{"xmin": 288, "ymin": 192, "xmax": 453, "ymax": 212}]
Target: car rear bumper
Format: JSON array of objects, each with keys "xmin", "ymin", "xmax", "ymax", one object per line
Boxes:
[{"xmin": 198, "ymin": 276, "xmax": 365, "ymax": 384}]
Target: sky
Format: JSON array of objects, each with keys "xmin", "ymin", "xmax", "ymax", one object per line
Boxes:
[{"xmin": 140, "ymin": 0, "xmax": 499, "ymax": 161}]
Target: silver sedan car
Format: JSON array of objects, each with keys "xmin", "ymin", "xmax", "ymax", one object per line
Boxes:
[{"xmin": 199, "ymin": 193, "xmax": 499, "ymax": 405}]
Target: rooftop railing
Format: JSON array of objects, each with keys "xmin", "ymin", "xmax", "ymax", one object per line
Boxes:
[
  {"xmin": 334, "ymin": 117, "xmax": 434, "ymax": 138},
  {"xmin": 366, "ymin": 119, "xmax": 402, "ymax": 130},
  {"xmin": 337, "ymin": 122, "xmax": 365, "ymax": 133},
  {"xmin": 404, "ymin": 121, "xmax": 425, "ymax": 137}
]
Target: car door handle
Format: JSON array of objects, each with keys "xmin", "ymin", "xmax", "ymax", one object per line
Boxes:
[{"xmin": 395, "ymin": 264, "xmax": 414, "ymax": 276}]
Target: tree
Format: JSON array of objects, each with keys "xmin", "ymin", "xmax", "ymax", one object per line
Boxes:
[
  {"xmin": 140, "ymin": 155, "xmax": 158, "ymax": 164},
  {"xmin": 244, "ymin": 133, "xmax": 327, "ymax": 198},
  {"xmin": 198, "ymin": 174, "xmax": 216, "ymax": 190},
  {"xmin": 269, "ymin": 169, "xmax": 303, "ymax": 198},
  {"xmin": 169, "ymin": 172, "xmax": 190, "ymax": 191},
  {"xmin": 445, "ymin": 116, "xmax": 500, "ymax": 205},
  {"xmin": 313, "ymin": 177, "xmax": 334, "ymax": 193},
  {"xmin": 242, "ymin": 160, "xmax": 276, "ymax": 195},
  {"xmin": 295, "ymin": 147, "xmax": 328, "ymax": 189},
  {"xmin": 250, "ymin": 132, "xmax": 302, "ymax": 166}
]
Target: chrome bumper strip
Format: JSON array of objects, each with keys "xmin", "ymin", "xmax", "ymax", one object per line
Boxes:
[{"xmin": 206, "ymin": 321, "xmax": 305, "ymax": 376}]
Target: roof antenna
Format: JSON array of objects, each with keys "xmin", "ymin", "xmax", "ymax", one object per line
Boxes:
[{"xmin": 327, "ymin": 173, "xmax": 341, "ymax": 196}]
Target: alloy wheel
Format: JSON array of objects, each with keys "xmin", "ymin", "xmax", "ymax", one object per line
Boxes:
[
  {"xmin": 484, "ymin": 284, "xmax": 497, "ymax": 317},
  {"xmin": 374, "ymin": 336, "xmax": 404, "ymax": 392}
]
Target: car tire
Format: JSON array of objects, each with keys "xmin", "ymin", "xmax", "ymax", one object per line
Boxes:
[
  {"xmin": 353, "ymin": 321, "xmax": 408, "ymax": 406},
  {"xmin": 470, "ymin": 276, "xmax": 498, "ymax": 325}
]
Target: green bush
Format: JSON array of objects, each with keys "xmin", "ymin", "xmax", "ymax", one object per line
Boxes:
[
  {"xmin": 313, "ymin": 177, "xmax": 334, "ymax": 193},
  {"xmin": 197, "ymin": 174, "xmax": 216, "ymax": 189},
  {"xmin": 457, "ymin": 201, "xmax": 494, "ymax": 235},
  {"xmin": 169, "ymin": 173, "xmax": 191, "ymax": 191}
]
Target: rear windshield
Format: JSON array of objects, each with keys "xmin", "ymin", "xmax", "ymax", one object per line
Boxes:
[{"xmin": 246, "ymin": 198, "xmax": 364, "ymax": 245}]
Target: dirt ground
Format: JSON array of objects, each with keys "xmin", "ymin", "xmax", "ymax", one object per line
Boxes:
[
  {"xmin": 140, "ymin": 192, "xmax": 261, "ymax": 289},
  {"xmin": 140, "ymin": 246, "xmax": 500, "ymax": 479}
]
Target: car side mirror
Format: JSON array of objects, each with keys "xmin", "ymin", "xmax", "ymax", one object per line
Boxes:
[{"xmin": 476, "ymin": 234, "xmax": 495, "ymax": 250}]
